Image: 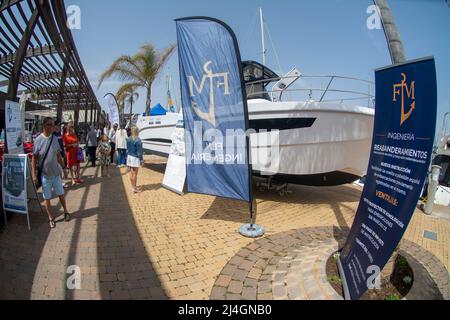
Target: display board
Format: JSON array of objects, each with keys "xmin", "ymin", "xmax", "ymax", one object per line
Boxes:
[
  {"xmin": 338, "ymin": 57, "xmax": 437, "ymax": 300},
  {"xmin": 5, "ymin": 100, "xmax": 24, "ymax": 155},
  {"xmin": 162, "ymin": 127, "xmax": 186, "ymax": 194}
]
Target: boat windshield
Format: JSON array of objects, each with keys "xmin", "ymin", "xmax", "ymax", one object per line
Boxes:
[{"xmin": 242, "ymin": 61, "xmax": 280, "ymax": 101}]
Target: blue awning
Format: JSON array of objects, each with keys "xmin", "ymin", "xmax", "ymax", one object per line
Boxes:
[{"xmin": 150, "ymin": 103, "xmax": 167, "ymax": 116}]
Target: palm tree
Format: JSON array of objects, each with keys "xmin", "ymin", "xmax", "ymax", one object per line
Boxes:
[
  {"xmin": 116, "ymin": 83, "xmax": 139, "ymax": 116},
  {"xmin": 374, "ymin": 0, "xmax": 406, "ymax": 64},
  {"xmin": 98, "ymin": 43, "xmax": 176, "ymax": 115}
]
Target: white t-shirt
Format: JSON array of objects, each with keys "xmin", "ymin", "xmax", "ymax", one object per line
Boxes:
[
  {"xmin": 108, "ymin": 128, "xmax": 116, "ymax": 143},
  {"xmin": 115, "ymin": 129, "xmax": 128, "ymax": 149}
]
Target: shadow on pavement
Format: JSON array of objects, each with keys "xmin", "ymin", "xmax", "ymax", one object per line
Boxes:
[{"xmin": 0, "ymin": 164, "xmax": 168, "ymax": 300}]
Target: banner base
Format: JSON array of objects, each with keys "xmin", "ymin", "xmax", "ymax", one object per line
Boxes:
[{"xmin": 239, "ymin": 224, "xmax": 264, "ymax": 238}]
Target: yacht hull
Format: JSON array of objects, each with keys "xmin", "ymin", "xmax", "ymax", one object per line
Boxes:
[{"xmin": 136, "ymin": 100, "xmax": 375, "ymax": 186}]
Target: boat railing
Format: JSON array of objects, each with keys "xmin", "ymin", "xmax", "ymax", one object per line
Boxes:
[{"xmin": 245, "ymin": 74, "xmax": 375, "ymax": 107}]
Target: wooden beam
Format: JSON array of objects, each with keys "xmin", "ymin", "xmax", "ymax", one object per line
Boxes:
[
  {"xmin": 0, "ymin": 70, "xmax": 76, "ymax": 87},
  {"xmin": 7, "ymin": 5, "xmax": 40, "ymax": 98},
  {"xmin": 56, "ymin": 61, "xmax": 68, "ymax": 123},
  {"xmin": 0, "ymin": 0, "xmax": 22, "ymax": 14},
  {"xmin": 0, "ymin": 45, "xmax": 58, "ymax": 64}
]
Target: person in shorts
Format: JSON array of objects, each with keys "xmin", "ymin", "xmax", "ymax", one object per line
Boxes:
[
  {"xmin": 53, "ymin": 121, "xmax": 69, "ymax": 188},
  {"xmin": 126, "ymin": 126, "xmax": 144, "ymax": 193},
  {"xmin": 32, "ymin": 117, "xmax": 71, "ymax": 229}
]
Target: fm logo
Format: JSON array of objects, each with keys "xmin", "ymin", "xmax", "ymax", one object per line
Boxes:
[
  {"xmin": 188, "ymin": 61, "xmax": 230, "ymax": 127},
  {"xmin": 393, "ymin": 73, "xmax": 415, "ymax": 126}
]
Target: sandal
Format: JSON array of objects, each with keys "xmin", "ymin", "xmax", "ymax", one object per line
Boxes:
[
  {"xmin": 49, "ymin": 219, "xmax": 56, "ymax": 229},
  {"xmin": 64, "ymin": 212, "xmax": 71, "ymax": 222},
  {"xmin": 75, "ymin": 179, "xmax": 84, "ymax": 184},
  {"xmin": 131, "ymin": 188, "xmax": 142, "ymax": 194}
]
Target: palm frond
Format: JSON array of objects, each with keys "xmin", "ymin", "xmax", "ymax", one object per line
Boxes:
[
  {"xmin": 116, "ymin": 83, "xmax": 139, "ymax": 99},
  {"xmin": 97, "ymin": 55, "xmax": 144, "ymax": 89},
  {"xmin": 154, "ymin": 43, "xmax": 177, "ymax": 81}
]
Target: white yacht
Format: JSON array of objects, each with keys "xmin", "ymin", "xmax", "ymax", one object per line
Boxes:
[
  {"xmin": 136, "ymin": 112, "xmax": 181, "ymax": 157},
  {"xmin": 136, "ymin": 60, "xmax": 375, "ymax": 186},
  {"xmin": 430, "ymin": 112, "xmax": 450, "ymax": 206}
]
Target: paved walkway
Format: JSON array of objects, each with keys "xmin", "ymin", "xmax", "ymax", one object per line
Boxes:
[{"xmin": 0, "ymin": 156, "xmax": 449, "ymax": 299}]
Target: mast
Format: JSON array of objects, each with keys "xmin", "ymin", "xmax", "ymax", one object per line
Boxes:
[
  {"xmin": 259, "ymin": 7, "xmax": 266, "ymax": 65},
  {"xmin": 166, "ymin": 75, "xmax": 171, "ymax": 110}
]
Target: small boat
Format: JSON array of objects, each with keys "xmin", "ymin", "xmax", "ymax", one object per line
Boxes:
[{"xmin": 136, "ymin": 111, "xmax": 181, "ymax": 158}]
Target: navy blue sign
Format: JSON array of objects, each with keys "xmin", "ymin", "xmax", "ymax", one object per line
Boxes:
[
  {"xmin": 339, "ymin": 57, "xmax": 437, "ymax": 300},
  {"xmin": 176, "ymin": 17, "xmax": 251, "ymax": 202}
]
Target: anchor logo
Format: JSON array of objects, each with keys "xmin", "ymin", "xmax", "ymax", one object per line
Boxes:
[
  {"xmin": 393, "ymin": 73, "xmax": 415, "ymax": 126},
  {"xmin": 188, "ymin": 61, "xmax": 230, "ymax": 127}
]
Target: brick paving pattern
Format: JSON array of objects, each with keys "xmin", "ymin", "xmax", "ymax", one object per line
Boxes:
[
  {"xmin": 211, "ymin": 227, "xmax": 448, "ymax": 300},
  {"xmin": 0, "ymin": 155, "xmax": 449, "ymax": 299}
]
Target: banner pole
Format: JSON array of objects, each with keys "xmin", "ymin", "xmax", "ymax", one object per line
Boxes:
[
  {"xmin": 26, "ymin": 212, "xmax": 30, "ymax": 231},
  {"xmin": 25, "ymin": 155, "xmax": 30, "ymax": 231},
  {"xmin": 337, "ymin": 255, "xmax": 351, "ymax": 300},
  {"xmin": 232, "ymin": 17, "xmax": 263, "ymax": 237}
]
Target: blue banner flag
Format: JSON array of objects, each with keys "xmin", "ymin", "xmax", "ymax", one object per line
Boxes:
[
  {"xmin": 175, "ymin": 17, "xmax": 251, "ymax": 202},
  {"xmin": 338, "ymin": 57, "xmax": 437, "ymax": 300}
]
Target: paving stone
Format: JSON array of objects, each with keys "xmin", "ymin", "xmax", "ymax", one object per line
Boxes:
[
  {"xmin": 272, "ymin": 284, "xmax": 287, "ymax": 299},
  {"xmin": 210, "ymin": 286, "xmax": 226, "ymax": 300},
  {"xmin": 215, "ymin": 275, "xmax": 232, "ymax": 288},
  {"xmin": 228, "ymin": 281, "xmax": 243, "ymax": 294},
  {"xmin": 241, "ymin": 286, "xmax": 257, "ymax": 300},
  {"xmin": 1, "ymin": 161, "xmax": 449, "ymax": 301}
]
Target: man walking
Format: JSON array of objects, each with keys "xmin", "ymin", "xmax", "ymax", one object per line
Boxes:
[
  {"xmin": 86, "ymin": 125, "xmax": 98, "ymax": 168},
  {"xmin": 53, "ymin": 121, "xmax": 69, "ymax": 188},
  {"xmin": 32, "ymin": 117, "xmax": 71, "ymax": 229},
  {"xmin": 108, "ymin": 123, "xmax": 118, "ymax": 165}
]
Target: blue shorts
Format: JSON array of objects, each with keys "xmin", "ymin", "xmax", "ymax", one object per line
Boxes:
[{"xmin": 41, "ymin": 175, "xmax": 65, "ymax": 200}]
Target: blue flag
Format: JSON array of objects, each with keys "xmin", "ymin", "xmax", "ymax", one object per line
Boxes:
[
  {"xmin": 339, "ymin": 57, "xmax": 437, "ymax": 300},
  {"xmin": 176, "ymin": 17, "xmax": 251, "ymax": 202}
]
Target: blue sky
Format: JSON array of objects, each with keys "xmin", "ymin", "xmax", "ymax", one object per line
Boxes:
[{"xmin": 70, "ymin": 0, "xmax": 449, "ymax": 133}]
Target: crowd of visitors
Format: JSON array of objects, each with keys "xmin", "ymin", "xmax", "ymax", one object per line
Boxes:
[{"xmin": 31, "ymin": 118, "xmax": 144, "ymax": 229}]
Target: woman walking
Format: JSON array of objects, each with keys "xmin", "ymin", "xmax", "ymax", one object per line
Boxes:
[
  {"xmin": 97, "ymin": 134, "xmax": 112, "ymax": 178},
  {"xmin": 63, "ymin": 123, "xmax": 83, "ymax": 185},
  {"xmin": 126, "ymin": 126, "xmax": 143, "ymax": 193}
]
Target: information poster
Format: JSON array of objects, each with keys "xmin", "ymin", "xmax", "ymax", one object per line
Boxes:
[
  {"xmin": 162, "ymin": 127, "xmax": 186, "ymax": 194},
  {"xmin": 5, "ymin": 100, "xmax": 24, "ymax": 155},
  {"xmin": 339, "ymin": 57, "xmax": 437, "ymax": 300},
  {"xmin": 162, "ymin": 154, "xmax": 186, "ymax": 195},
  {"xmin": 2, "ymin": 154, "xmax": 28, "ymax": 214}
]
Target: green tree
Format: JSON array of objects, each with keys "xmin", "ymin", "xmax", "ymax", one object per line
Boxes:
[{"xmin": 98, "ymin": 43, "xmax": 176, "ymax": 115}]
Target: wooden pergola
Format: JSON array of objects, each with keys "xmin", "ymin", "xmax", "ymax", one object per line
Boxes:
[{"xmin": 0, "ymin": 0, "xmax": 104, "ymax": 126}]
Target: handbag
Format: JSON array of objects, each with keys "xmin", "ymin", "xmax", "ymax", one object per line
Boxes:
[
  {"xmin": 77, "ymin": 147, "xmax": 84, "ymax": 162},
  {"xmin": 36, "ymin": 135, "xmax": 54, "ymax": 189}
]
